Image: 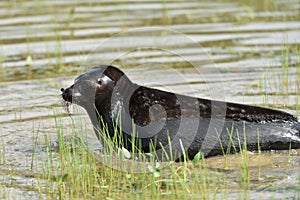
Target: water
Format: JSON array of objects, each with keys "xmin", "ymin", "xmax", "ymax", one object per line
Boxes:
[{"xmin": 0, "ymin": 0, "xmax": 299, "ymax": 199}]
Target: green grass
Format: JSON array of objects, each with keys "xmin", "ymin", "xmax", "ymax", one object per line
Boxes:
[
  {"xmin": 1, "ymin": 101, "xmax": 290, "ymax": 200},
  {"xmin": 245, "ymin": 42, "xmax": 300, "ymax": 115},
  {"xmin": 26, "ymin": 109, "xmax": 261, "ymax": 199}
]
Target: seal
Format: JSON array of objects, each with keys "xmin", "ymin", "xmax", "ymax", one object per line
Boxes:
[{"xmin": 61, "ymin": 65, "xmax": 300, "ymax": 160}]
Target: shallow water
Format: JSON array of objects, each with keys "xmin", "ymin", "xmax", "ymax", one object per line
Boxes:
[{"xmin": 0, "ymin": 0, "xmax": 299, "ymax": 199}]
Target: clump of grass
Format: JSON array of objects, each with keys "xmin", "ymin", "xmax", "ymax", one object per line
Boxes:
[
  {"xmin": 240, "ymin": 125, "xmax": 250, "ymax": 190},
  {"xmin": 34, "ymin": 109, "xmax": 234, "ymax": 199},
  {"xmin": 251, "ymin": 40, "xmax": 300, "ymax": 112},
  {"xmin": 281, "ymin": 40, "xmax": 289, "ymax": 90},
  {"xmin": 55, "ymin": 33, "xmax": 64, "ymax": 70},
  {"xmin": 0, "ymin": 37, "xmax": 6, "ymax": 82},
  {"xmin": 0, "ymin": 131, "xmax": 6, "ymax": 165},
  {"xmin": 216, "ymin": 125, "xmax": 238, "ymax": 169},
  {"xmin": 4, "ymin": 105, "xmax": 297, "ymax": 199},
  {"xmin": 6, "ymin": 104, "xmax": 297, "ymax": 199}
]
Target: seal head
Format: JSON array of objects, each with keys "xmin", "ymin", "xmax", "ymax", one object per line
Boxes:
[{"xmin": 61, "ymin": 66, "xmax": 131, "ymax": 141}]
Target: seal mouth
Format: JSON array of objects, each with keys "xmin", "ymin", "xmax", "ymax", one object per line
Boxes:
[{"xmin": 61, "ymin": 86, "xmax": 73, "ymax": 103}]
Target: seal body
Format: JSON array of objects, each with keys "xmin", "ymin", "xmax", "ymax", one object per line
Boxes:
[{"xmin": 61, "ymin": 65, "xmax": 300, "ymax": 160}]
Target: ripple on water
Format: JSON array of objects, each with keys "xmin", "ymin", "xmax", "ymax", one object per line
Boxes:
[{"xmin": 0, "ymin": 0, "xmax": 299, "ymax": 199}]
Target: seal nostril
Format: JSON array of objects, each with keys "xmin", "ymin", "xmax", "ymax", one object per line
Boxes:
[{"xmin": 61, "ymin": 87, "xmax": 73, "ymax": 103}]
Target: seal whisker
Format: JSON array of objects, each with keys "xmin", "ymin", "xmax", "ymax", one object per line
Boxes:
[{"xmin": 60, "ymin": 98, "xmax": 72, "ymax": 114}]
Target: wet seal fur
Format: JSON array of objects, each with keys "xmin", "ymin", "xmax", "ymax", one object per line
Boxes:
[{"xmin": 61, "ymin": 65, "xmax": 300, "ymax": 160}]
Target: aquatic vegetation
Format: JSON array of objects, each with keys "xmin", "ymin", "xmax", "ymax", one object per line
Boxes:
[
  {"xmin": 0, "ymin": 0, "xmax": 299, "ymax": 199},
  {"xmin": 21, "ymin": 109, "xmax": 294, "ymax": 199}
]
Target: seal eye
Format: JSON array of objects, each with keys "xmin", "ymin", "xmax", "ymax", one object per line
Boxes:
[{"xmin": 97, "ymin": 78, "xmax": 103, "ymax": 85}]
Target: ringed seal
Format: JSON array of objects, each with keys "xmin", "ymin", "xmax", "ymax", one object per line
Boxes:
[{"xmin": 61, "ymin": 65, "xmax": 300, "ymax": 160}]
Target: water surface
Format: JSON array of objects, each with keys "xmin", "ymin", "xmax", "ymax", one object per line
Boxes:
[{"xmin": 0, "ymin": 0, "xmax": 299, "ymax": 199}]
